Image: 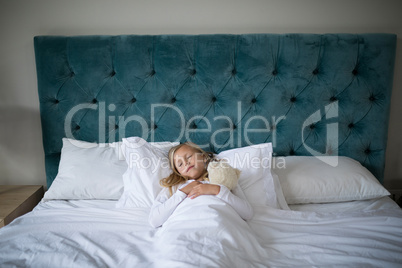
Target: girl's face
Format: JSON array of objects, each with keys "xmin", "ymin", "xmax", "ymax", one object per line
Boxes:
[{"xmin": 173, "ymin": 145, "xmax": 206, "ymax": 180}]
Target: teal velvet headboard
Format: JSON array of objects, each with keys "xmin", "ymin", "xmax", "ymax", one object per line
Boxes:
[{"xmin": 34, "ymin": 34, "xmax": 396, "ymax": 187}]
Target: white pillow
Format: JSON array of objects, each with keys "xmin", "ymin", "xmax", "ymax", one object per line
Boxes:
[
  {"xmin": 272, "ymin": 156, "xmax": 390, "ymax": 204},
  {"xmin": 117, "ymin": 139, "xmax": 289, "ymax": 210},
  {"xmin": 43, "ymin": 138, "xmax": 127, "ymax": 200},
  {"xmin": 115, "ymin": 137, "xmax": 179, "ymax": 208},
  {"xmin": 217, "ymin": 143, "xmax": 289, "ymax": 210}
]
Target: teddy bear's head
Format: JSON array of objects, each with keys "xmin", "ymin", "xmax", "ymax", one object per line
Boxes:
[{"xmin": 207, "ymin": 160, "xmax": 241, "ymax": 190}]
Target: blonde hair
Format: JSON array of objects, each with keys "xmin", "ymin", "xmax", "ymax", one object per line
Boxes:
[{"xmin": 160, "ymin": 142, "xmax": 214, "ymax": 196}]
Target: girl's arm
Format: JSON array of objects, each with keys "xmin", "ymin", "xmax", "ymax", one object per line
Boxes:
[
  {"xmin": 149, "ymin": 187, "xmax": 187, "ymax": 228},
  {"xmin": 149, "ymin": 181, "xmax": 201, "ymax": 228}
]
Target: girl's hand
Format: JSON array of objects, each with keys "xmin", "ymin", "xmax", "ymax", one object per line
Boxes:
[
  {"xmin": 188, "ymin": 184, "xmax": 220, "ymax": 199},
  {"xmin": 179, "ymin": 181, "xmax": 202, "ymax": 195}
]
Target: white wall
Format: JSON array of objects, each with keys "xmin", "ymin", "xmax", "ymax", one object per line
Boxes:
[{"xmin": 0, "ymin": 0, "xmax": 401, "ymax": 186}]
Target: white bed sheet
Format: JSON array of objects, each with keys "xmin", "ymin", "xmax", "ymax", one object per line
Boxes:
[
  {"xmin": 1, "ymin": 197, "xmax": 402, "ymax": 267},
  {"xmin": 289, "ymin": 196, "xmax": 399, "ymax": 212},
  {"xmin": 33, "ymin": 195, "xmax": 398, "ymax": 212},
  {"xmin": 34, "ymin": 199, "xmax": 119, "ymax": 210},
  {"xmin": 1, "ymin": 201, "xmax": 154, "ymax": 267},
  {"xmin": 251, "ymin": 207, "xmax": 402, "ymax": 267}
]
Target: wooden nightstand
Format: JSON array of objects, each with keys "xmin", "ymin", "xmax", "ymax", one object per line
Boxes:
[{"xmin": 0, "ymin": 185, "xmax": 44, "ymax": 227}]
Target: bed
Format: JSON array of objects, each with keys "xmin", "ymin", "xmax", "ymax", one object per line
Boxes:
[{"xmin": 1, "ymin": 33, "xmax": 401, "ymax": 267}]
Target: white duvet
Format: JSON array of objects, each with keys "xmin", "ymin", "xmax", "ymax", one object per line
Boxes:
[
  {"xmin": 153, "ymin": 195, "xmax": 268, "ymax": 267},
  {"xmin": 251, "ymin": 206, "xmax": 402, "ymax": 267},
  {"xmin": 1, "ymin": 197, "xmax": 402, "ymax": 267},
  {"xmin": 0, "ymin": 206, "xmax": 154, "ymax": 267}
]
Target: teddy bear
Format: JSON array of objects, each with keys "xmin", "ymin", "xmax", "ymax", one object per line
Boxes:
[{"xmin": 207, "ymin": 160, "xmax": 241, "ymax": 190}]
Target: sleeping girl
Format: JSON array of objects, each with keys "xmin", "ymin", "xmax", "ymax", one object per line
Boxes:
[{"xmin": 148, "ymin": 142, "xmax": 253, "ymax": 228}]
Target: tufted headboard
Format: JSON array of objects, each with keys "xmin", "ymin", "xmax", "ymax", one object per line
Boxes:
[{"xmin": 34, "ymin": 34, "xmax": 396, "ymax": 187}]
